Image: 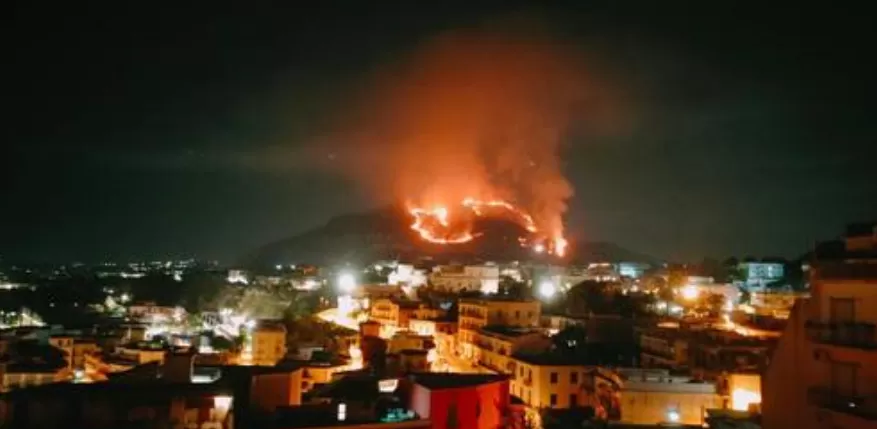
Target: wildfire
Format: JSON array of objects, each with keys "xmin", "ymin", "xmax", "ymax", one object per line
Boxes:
[{"xmin": 408, "ymin": 198, "xmax": 567, "ymax": 257}]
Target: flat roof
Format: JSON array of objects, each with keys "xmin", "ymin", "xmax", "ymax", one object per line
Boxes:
[
  {"xmin": 479, "ymin": 325, "xmax": 543, "ymax": 338},
  {"xmin": 460, "ymin": 296, "xmax": 538, "ymax": 304},
  {"xmin": 512, "ymin": 352, "xmax": 586, "ymax": 366},
  {"xmin": 412, "ymin": 373, "xmax": 508, "ymax": 390}
]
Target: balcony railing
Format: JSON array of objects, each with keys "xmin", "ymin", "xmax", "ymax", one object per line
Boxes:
[
  {"xmin": 478, "ymin": 360, "xmax": 504, "ymax": 374},
  {"xmin": 806, "ymin": 320, "xmax": 877, "ymax": 349},
  {"xmin": 477, "ymin": 342, "xmax": 494, "ymax": 352},
  {"xmin": 808, "ymin": 386, "xmax": 877, "ymax": 420}
]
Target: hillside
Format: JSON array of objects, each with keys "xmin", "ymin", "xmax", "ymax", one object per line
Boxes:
[{"xmin": 242, "ymin": 206, "xmax": 658, "ymax": 268}]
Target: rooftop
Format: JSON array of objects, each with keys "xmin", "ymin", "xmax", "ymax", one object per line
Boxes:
[
  {"xmin": 0, "ymin": 378, "xmax": 231, "ymax": 401},
  {"xmin": 273, "ymin": 403, "xmax": 427, "ymax": 429},
  {"xmin": 846, "ymin": 222, "xmax": 877, "ymax": 238},
  {"xmin": 460, "ymin": 296, "xmax": 539, "ymax": 304},
  {"xmin": 411, "ymin": 372, "xmax": 508, "ymax": 390},
  {"xmin": 4, "ymin": 361, "xmax": 67, "ymax": 374},
  {"xmin": 479, "ymin": 325, "xmax": 543, "ymax": 339},
  {"xmin": 512, "ymin": 352, "xmax": 589, "ymax": 367},
  {"xmin": 389, "ymin": 298, "xmax": 422, "ymax": 309},
  {"xmin": 255, "ymin": 320, "xmax": 287, "ymax": 332}
]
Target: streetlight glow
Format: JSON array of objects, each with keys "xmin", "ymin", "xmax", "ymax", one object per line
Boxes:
[
  {"xmin": 681, "ymin": 285, "xmax": 699, "ymax": 300},
  {"xmin": 539, "ymin": 281, "xmax": 556, "ymax": 299},
  {"xmin": 338, "ymin": 273, "xmax": 356, "ymax": 293}
]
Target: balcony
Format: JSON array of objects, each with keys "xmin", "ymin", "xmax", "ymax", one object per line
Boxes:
[
  {"xmin": 806, "ymin": 320, "xmax": 877, "ymax": 349},
  {"xmin": 808, "ymin": 386, "xmax": 877, "ymax": 420},
  {"xmin": 477, "ymin": 342, "xmax": 495, "ymax": 352}
]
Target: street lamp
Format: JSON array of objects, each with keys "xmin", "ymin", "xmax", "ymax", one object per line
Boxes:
[
  {"xmin": 681, "ymin": 285, "xmax": 699, "ymax": 301},
  {"xmin": 539, "ymin": 281, "xmax": 556, "ymax": 299},
  {"xmin": 338, "ymin": 273, "xmax": 356, "ymax": 293}
]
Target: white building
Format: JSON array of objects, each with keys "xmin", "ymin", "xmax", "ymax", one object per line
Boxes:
[
  {"xmin": 618, "ymin": 262, "xmax": 650, "ymax": 279},
  {"xmin": 429, "ymin": 265, "xmax": 499, "ymax": 294},
  {"xmin": 388, "ymin": 264, "xmax": 428, "ymax": 288},
  {"xmin": 739, "ymin": 262, "xmax": 784, "ymax": 291},
  {"xmin": 226, "ymin": 269, "xmax": 249, "ymax": 284}
]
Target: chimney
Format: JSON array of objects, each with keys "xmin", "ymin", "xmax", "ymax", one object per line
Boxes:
[{"xmin": 163, "ymin": 352, "xmax": 195, "ymax": 383}]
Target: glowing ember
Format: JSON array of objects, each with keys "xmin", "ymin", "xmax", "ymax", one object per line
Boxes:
[
  {"xmin": 408, "ymin": 198, "xmax": 567, "ymax": 256},
  {"xmin": 553, "ymin": 236, "xmax": 568, "ymax": 257},
  {"xmin": 409, "ymin": 206, "xmax": 478, "ymax": 244}
]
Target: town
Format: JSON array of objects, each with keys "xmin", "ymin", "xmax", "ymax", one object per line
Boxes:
[{"xmin": 2, "ymin": 221, "xmax": 872, "ymax": 428}]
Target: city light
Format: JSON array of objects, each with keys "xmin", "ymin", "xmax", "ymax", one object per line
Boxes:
[
  {"xmin": 539, "ymin": 281, "xmax": 556, "ymax": 299},
  {"xmin": 681, "ymin": 285, "xmax": 700, "ymax": 300},
  {"xmin": 338, "ymin": 273, "xmax": 356, "ymax": 293},
  {"xmin": 666, "ymin": 409, "xmax": 680, "ymax": 423},
  {"xmin": 731, "ymin": 388, "xmax": 761, "ymax": 411},
  {"xmin": 214, "ymin": 395, "xmax": 233, "ymax": 421},
  {"xmin": 337, "ymin": 403, "xmax": 347, "ymax": 422}
]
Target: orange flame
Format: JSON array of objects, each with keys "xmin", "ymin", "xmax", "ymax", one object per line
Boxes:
[{"xmin": 408, "ymin": 198, "xmax": 567, "ymax": 257}]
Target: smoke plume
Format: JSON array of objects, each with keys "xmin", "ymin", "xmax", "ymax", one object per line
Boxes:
[{"xmin": 315, "ymin": 21, "xmax": 590, "ymax": 242}]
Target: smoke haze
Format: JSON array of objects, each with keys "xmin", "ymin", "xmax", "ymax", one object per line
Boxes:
[{"xmin": 315, "ymin": 20, "xmax": 592, "ymax": 241}]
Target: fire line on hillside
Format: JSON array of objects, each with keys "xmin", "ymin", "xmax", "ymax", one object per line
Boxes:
[{"xmin": 407, "ymin": 198, "xmax": 567, "ymax": 257}]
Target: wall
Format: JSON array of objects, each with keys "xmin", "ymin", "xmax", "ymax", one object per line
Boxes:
[
  {"xmin": 620, "ymin": 389, "xmax": 718, "ymax": 426},
  {"xmin": 250, "ymin": 370, "xmax": 303, "ymax": 411},
  {"xmin": 422, "ymin": 380, "xmax": 510, "ymax": 429},
  {"xmin": 252, "ymin": 330, "xmax": 286, "ymax": 366},
  {"xmin": 762, "ymin": 301, "xmax": 814, "ymax": 429}
]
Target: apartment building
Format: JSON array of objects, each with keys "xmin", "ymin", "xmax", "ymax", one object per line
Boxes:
[
  {"xmin": 639, "ymin": 328, "xmax": 690, "ymax": 369},
  {"xmin": 474, "ymin": 326, "xmax": 551, "ymax": 374},
  {"xmin": 458, "ymin": 297, "xmax": 541, "ymax": 360},
  {"xmin": 369, "ymin": 298, "xmax": 440, "ymax": 332},
  {"xmin": 616, "ymin": 368, "xmax": 720, "ymax": 426},
  {"xmin": 508, "ymin": 353, "xmax": 621, "ymax": 414},
  {"xmin": 251, "ymin": 320, "xmax": 287, "ymax": 366},
  {"xmin": 763, "ymin": 222, "xmax": 877, "ymax": 429},
  {"xmin": 688, "ymin": 330, "xmax": 775, "ymax": 376},
  {"xmin": 430, "ymin": 265, "xmax": 500, "ymax": 294}
]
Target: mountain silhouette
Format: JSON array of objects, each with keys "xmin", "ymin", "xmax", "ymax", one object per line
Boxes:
[{"xmin": 242, "ymin": 206, "xmax": 658, "ymax": 268}]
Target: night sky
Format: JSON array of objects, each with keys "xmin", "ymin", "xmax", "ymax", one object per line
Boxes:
[{"xmin": 5, "ymin": 1, "xmax": 876, "ymax": 263}]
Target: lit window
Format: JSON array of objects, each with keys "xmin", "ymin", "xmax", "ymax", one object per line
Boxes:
[{"xmin": 338, "ymin": 403, "xmax": 347, "ymax": 421}]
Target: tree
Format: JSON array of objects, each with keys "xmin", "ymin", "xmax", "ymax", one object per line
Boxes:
[
  {"xmin": 667, "ymin": 266, "xmax": 687, "ymax": 288},
  {"xmin": 704, "ymin": 293, "xmax": 727, "ymax": 317},
  {"xmin": 499, "ymin": 276, "xmax": 531, "ymax": 299},
  {"xmin": 738, "ymin": 288, "xmax": 751, "ymax": 305},
  {"xmin": 360, "ymin": 335, "xmax": 387, "ymax": 375},
  {"xmin": 211, "ymin": 335, "xmax": 235, "ymax": 352},
  {"xmin": 552, "ymin": 325, "xmax": 588, "ymax": 356}
]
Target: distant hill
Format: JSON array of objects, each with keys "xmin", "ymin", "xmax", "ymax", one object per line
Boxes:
[{"xmin": 242, "ymin": 206, "xmax": 659, "ymax": 268}]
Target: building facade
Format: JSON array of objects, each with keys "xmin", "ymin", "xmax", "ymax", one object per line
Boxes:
[
  {"xmin": 458, "ymin": 298, "xmax": 541, "ymax": 360},
  {"xmin": 430, "ymin": 265, "xmax": 500, "ymax": 294},
  {"xmin": 251, "ymin": 321, "xmax": 287, "ymax": 366},
  {"xmin": 763, "ymin": 223, "xmax": 877, "ymax": 429}
]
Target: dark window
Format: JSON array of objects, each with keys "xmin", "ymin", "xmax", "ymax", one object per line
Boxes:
[
  {"xmin": 569, "ymin": 394, "xmax": 578, "ymax": 407},
  {"xmin": 550, "ymin": 372, "xmax": 558, "ymax": 384},
  {"xmin": 550, "ymin": 394, "xmax": 557, "ymax": 407},
  {"xmin": 571, "ymin": 372, "xmax": 579, "ymax": 384},
  {"xmin": 476, "ymin": 400, "xmax": 481, "ymax": 418},
  {"xmin": 515, "ymin": 310, "xmax": 521, "ymax": 319}
]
